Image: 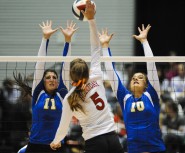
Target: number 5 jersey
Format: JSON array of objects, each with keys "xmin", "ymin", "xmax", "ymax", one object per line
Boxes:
[{"xmin": 52, "ymin": 19, "xmax": 116, "ymax": 144}]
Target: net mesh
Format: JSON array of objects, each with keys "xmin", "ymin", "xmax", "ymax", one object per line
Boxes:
[{"xmin": 0, "ymin": 56, "xmax": 185, "ymax": 152}]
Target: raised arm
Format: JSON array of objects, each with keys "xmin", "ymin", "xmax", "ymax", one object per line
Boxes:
[
  {"xmin": 99, "ymin": 28, "xmax": 116, "ymax": 90},
  {"xmin": 82, "ymin": 0, "xmax": 101, "ymax": 76},
  {"xmin": 133, "ymin": 24, "xmax": 160, "ymax": 97},
  {"xmin": 32, "ymin": 20, "xmax": 58, "ymax": 94},
  {"xmin": 58, "ymin": 20, "xmax": 78, "ymax": 92},
  {"xmin": 100, "ymin": 29, "xmax": 129, "ymax": 108}
]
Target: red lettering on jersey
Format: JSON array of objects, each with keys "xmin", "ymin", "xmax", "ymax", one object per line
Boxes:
[
  {"xmin": 79, "ymin": 81, "xmax": 100, "ymax": 101},
  {"xmin": 84, "ymin": 81, "xmax": 99, "ymax": 95}
]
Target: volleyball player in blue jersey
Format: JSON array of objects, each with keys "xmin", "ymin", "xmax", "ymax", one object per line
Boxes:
[
  {"xmin": 14, "ymin": 20, "xmax": 78, "ymax": 153},
  {"xmin": 100, "ymin": 25, "xmax": 166, "ymax": 153}
]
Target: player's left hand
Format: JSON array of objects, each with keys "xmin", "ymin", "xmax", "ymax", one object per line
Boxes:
[
  {"xmin": 132, "ymin": 24, "xmax": 151, "ymax": 43},
  {"xmin": 60, "ymin": 20, "xmax": 79, "ymax": 42},
  {"xmin": 98, "ymin": 28, "xmax": 114, "ymax": 48}
]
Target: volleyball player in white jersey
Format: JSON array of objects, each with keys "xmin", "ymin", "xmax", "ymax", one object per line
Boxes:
[
  {"xmin": 50, "ymin": 1, "xmax": 124, "ymax": 153},
  {"xmin": 100, "ymin": 26, "xmax": 166, "ymax": 153}
]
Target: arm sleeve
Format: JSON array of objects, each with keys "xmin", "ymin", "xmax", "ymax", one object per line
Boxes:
[
  {"xmin": 88, "ymin": 19, "xmax": 102, "ymax": 77},
  {"xmin": 142, "ymin": 41, "xmax": 160, "ymax": 98},
  {"xmin": 61, "ymin": 42, "xmax": 71, "ymax": 91},
  {"xmin": 58, "ymin": 42, "xmax": 71, "ymax": 98},
  {"xmin": 52, "ymin": 90, "xmax": 74, "ymax": 144},
  {"xmin": 102, "ymin": 47, "xmax": 129, "ymax": 108},
  {"xmin": 32, "ymin": 38, "xmax": 48, "ymax": 95}
]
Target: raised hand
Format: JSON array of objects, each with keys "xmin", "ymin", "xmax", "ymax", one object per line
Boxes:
[
  {"xmin": 81, "ymin": 0, "xmax": 96, "ymax": 20},
  {"xmin": 98, "ymin": 28, "xmax": 114, "ymax": 48},
  {"xmin": 39, "ymin": 20, "xmax": 58, "ymax": 39},
  {"xmin": 133, "ymin": 24, "xmax": 151, "ymax": 43},
  {"xmin": 60, "ymin": 20, "xmax": 79, "ymax": 42}
]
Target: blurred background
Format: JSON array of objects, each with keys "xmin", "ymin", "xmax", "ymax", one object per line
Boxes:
[
  {"xmin": 0, "ymin": 0, "xmax": 185, "ymax": 153},
  {"xmin": 0, "ymin": 0, "xmax": 184, "ymax": 57}
]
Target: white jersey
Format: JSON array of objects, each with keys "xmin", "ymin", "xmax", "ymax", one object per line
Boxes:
[{"xmin": 52, "ymin": 19, "xmax": 115, "ymax": 144}]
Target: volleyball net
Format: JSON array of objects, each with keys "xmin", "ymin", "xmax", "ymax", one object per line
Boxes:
[
  {"xmin": 0, "ymin": 56, "xmax": 185, "ymax": 151},
  {"xmin": 0, "ymin": 56, "xmax": 185, "ymax": 107}
]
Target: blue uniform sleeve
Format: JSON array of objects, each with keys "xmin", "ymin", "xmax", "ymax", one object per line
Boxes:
[
  {"xmin": 58, "ymin": 42, "xmax": 70, "ymax": 98},
  {"xmin": 146, "ymin": 81, "xmax": 160, "ymax": 105}
]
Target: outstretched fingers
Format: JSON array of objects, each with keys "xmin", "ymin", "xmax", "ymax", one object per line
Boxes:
[
  {"xmin": 42, "ymin": 21, "xmax": 46, "ymax": 27},
  {"xmin": 39, "ymin": 24, "xmax": 43, "ymax": 28},
  {"xmin": 133, "ymin": 24, "xmax": 151, "ymax": 43},
  {"xmin": 142, "ymin": 24, "xmax": 145, "ymax": 31},
  {"xmin": 146, "ymin": 24, "xmax": 151, "ymax": 31},
  {"xmin": 39, "ymin": 20, "xmax": 58, "ymax": 39},
  {"xmin": 69, "ymin": 20, "xmax": 74, "ymax": 28},
  {"xmin": 138, "ymin": 27, "xmax": 142, "ymax": 34}
]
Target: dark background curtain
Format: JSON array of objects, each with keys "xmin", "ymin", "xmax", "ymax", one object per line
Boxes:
[{"xmin": 134, "ymin": 0, "xmax": 185, "ymax": 56}]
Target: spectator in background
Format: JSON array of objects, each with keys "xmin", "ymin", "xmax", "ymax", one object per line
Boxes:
[
  {"xmin": 160, "ymin": 92, "xmax": 184, "ymax": 117},
  {"xmin": 161, "ymin": 101, "xmax": 185, "ymax": 153},
  {"xmin": 164, "ymin": 51, "xmax": 178, "ymax": 81},
  {"xmin": 113, "ymin": 103, "xmax": 127, "ymax": 152},
  {"xmin": 65, "ymin": 116, "xmax": 84, "ymax": 153},
  {"xmin": 170, "ymin": 63, "xmax": 185, "ymax": 101},
  {"xmin": 161, "ymin": 51, "xmax": 178, "ymax": 93}
]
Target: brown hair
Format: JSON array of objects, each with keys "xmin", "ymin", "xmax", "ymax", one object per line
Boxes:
[
  {"xmin": 68, "ymin": 58, "xmax": 89, "ymax": 113},
  {"xmin": 13, "ymin": 69, "xmax": 58, "ymax": 97}
]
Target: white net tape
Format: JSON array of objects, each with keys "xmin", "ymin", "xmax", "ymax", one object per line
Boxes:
[{"xmin": 0, "ymin": 56, "xmax": 185, "ymax": 62}]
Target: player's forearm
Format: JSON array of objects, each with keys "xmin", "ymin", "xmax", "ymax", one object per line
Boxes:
[
  {"xmin": 88, "ymin": 19, "xmax": 101, "ymax": 74},
  {"xmin": 88, "ymin": 19, "xmax": 100, "ymax": 50},
  {"xmin": 142, "ymin": 41, "xmax": 160, "ymax": 95},
  {"xmin": 61, "ymin": 42, "xmax": 71, "ymax": 90},
  {"xmin": 52, "ymin": 97, "xmax": 73, "ymax": 144},
  {"xmin": 102, "ymin": 47, "xmax": 119, "ymax": 95},
  {"xmin": 32, "ymin": 38, "xmax": 48, "ymax": 93}
]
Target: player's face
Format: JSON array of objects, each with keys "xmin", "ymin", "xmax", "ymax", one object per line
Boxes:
[
  {"xmin": 130, "ymin": 73, "xmax": 147, "ymax": 93},
  {"xmin": 44, "ymin": 72, "xmax": 58, "ymax": 94}
]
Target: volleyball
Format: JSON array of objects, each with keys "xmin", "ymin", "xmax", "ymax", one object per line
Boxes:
[{"xmin": 72, "ymin": 0, "xmax": 96, "ymax": 21}]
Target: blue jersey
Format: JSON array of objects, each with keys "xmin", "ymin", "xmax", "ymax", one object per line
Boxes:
[
  {"xmin": 117, "ymin": 80, "xmax": 165, "ymax": 152},
  {"xmin": 29, "ymin": 39, "xmax": 70, "ymax": 145},
  {"xmin": 103, "ymin": 41, "xmax": 165, "ymax": 153}
]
